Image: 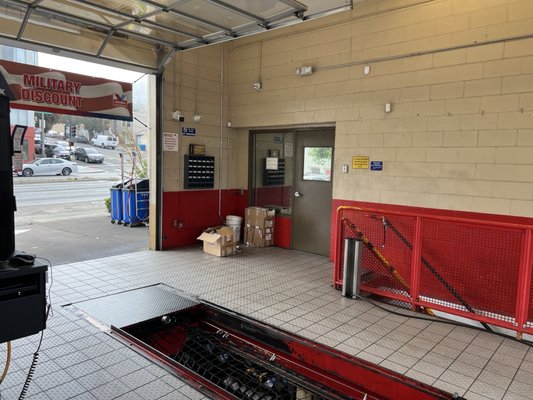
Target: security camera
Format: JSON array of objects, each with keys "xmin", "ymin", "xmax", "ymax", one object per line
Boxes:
[
  {"xmin": 171, "ymin": 111, "xmax": 184, "ymax": 122},
  {"xmin": 252, "ymin": 82, "xmax": 262, "ymax": 90}
]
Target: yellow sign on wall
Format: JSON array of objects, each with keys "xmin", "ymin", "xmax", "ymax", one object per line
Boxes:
[{"xmin": 352, "ymin": 156, "xmax": 369, "ymax": 169}]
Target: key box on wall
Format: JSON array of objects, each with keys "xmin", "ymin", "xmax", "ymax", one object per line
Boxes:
[
  {"xmin": 184, "ymin": 155, "xmax": 215, "ymax": 189},
  {"xmin": 263, "ymin": 158, "xmax": 285, "ymax": 186}
]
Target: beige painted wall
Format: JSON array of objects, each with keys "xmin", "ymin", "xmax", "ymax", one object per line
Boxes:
[
  {"xmin": 163, "ymin": 0, "xmax": 533, "ymax": 218},
  {"xmin": 224, "ymin": 0, "xmax": 533, "ymax": 217},
  {"xmin": 162, "ymin": 45, "xmax": 236, "ymax": 191}
]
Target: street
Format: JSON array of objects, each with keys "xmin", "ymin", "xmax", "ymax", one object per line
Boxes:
[
  {"xmin": 14, "ymin": 180, "xmax": 111, "ymax": 206},
  {"xmin": 13, "ymin": 153, "xmax": 150, "ymax": 265}
]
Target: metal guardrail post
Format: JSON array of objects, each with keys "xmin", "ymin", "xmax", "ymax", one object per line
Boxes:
[{"xmin": 342, "ymin": 238, "xmax": 362, "ymax": 298}]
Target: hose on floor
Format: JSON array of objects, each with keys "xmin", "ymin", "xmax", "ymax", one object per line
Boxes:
[
  {"xmin": 0, "ymin": 341, "xmax": 11, "ymax": 385},
  {"xmin": 356, "ymin": 294, "xmax": 533, "ymax": 348}
]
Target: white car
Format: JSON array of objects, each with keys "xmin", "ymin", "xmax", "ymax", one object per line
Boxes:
[
  {"xmin": 91, "ymin": 135, "xmax": 118, "ymax": 149},
  {"xmin": 21, "ymin": 158, "xmax": 78, "ymax": 177}
]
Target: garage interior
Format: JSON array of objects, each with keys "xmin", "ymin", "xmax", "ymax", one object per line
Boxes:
[{"xmin": 2, "ymin": 0, "xmax": 533, "ymax": 399}]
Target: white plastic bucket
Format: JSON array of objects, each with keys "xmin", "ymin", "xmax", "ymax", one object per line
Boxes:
[{"xmin": 226, "ymin": 215, "xmax": 243, "ymax": 242}]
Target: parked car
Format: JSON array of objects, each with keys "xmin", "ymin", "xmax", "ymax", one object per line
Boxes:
[
  {"xmin": 44, "ymin": 144, "xmax": 71, "ymax": 160},
  {"xmin": 53, "ymin": 140, "xmax": 70, "ymax": 148},
  {"xmin": 75, "ymin": 136, "xmax": 89, "ymax": 144},
  {"xmin": 21, "ymin": 158, "xmax": 78, "ymax": 177},
  {"xmin": 74, "ymin": 147, "xmax": 104, "ymax": 163},
  {"xmin": 45, "ymin": 130, "xmax": 60, "ymax": 138},
  {"xmin": 91, "ymin": 134, "xmax": 118, "ymax": 149}
]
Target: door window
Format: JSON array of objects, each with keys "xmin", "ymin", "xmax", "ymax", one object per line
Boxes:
[{"xmin": 303, "ymin": 147, "xmax": 332, "ymax": 182}]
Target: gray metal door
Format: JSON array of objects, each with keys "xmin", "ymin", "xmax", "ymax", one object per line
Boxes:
[{"xmin": 292, "ymin": 129, "xmax": 335, "ymax": 256}]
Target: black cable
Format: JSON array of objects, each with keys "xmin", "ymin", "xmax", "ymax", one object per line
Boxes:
[
  {"xmin": 370, "ymin": 214, "xmax": 494, "ymax": 332},
  {"xmin": 18, "ymin": 257, "xmax": 53, "ymax": 400},
  {"xmin": 18, "ymin": 304, "xmax": 50, "ymax": 400},
  {"xmin": 355, "ymin": 294, "xmax": 533, "ymax": 348},
  {"xmin": 37, "ymin": 257, "xmax": 54, "ymax": 318}
]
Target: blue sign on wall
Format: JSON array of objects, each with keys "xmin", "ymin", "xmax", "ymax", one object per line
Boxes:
[
  {"xmin": 370, "ymin": 161, "xmax": 383, "ymax": 171},
  {"xmin": 181, "ymin": 127, "xmax": 196, "ymax": 136}
]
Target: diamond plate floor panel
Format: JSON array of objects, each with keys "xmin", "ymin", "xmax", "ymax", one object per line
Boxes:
[{"xmin": 71, "ymin": 285, "xmax": 199, "ymax": 328}]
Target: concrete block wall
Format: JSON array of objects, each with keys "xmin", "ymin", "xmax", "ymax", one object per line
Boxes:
[
  {"xmin": 162, "ymin": 45, "xmax": 235, "ymax": 192},
  {"xmin": 225, "ymin": 0, "xmax": 533, "ymax": 217}
]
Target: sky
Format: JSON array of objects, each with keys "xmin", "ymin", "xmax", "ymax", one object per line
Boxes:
[{"xmin": 38, "ymin": 53, "xmax": 145, "ymax": 83}]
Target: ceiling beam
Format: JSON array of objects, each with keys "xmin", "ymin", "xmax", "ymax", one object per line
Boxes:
[
  {"xmin": 204, "ymin": 0, "xmax": 266, "ymax": 26},
  {"xmin": 16, "ymin": 0, "xmax": 46, "ymax": 40},
  {"xmin": 276, "ymin": 0, "xmax": 308, "ymax": 12},
  {"xmin": 138, "ymin": 0, "xmax": 235, "ymax": 36},
  {"xmin": 4, "ymin": 0, "xmax": 179, "ymax": 48},
  {"xmin": 70, "ymin": 0, "xmax": 201, "ymax": 40},
  {"xmin": 0, "ymin": 33, "xmax": 158, "ymax": 73},
  {"xmin": 157, "ymin": 47, "xmax": 177, "ymax": 73},
  {"xmin": 96, "ymin": 28, "xmax": 115, "ymax": 57}
]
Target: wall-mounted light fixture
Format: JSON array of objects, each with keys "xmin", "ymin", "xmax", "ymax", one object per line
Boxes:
[
  {"xmin": 295, "ymin": 66, "xmax": 313, "ymax": 76},
  {"xmin": 172, "ymin": 111, "xmax": 184, "ymax": 121},
  {"xmin": 385, "ymin": 103, "xmax": 392, "ymax": 113}
]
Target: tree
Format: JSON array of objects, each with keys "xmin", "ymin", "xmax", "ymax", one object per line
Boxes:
[
  {"xmin": 122, "ymin": 128, "xmax": 148, "ymax": 179},
  {"xmin": 307, "ymin": 147, "xmax": 332, "ymax": 167}
]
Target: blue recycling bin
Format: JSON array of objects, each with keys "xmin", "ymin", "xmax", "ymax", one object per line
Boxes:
[
  {"xmin": 122, "ymin": 189, "xmax": 149, "ymax": 226},
  {"xmin": 110, "ymin": 187, "xmax": 123, "ymax": 224}
]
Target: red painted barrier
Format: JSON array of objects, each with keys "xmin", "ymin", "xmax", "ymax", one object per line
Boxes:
[
  {"xmin": 274, "ymin": 215, "xmax": 292, "ymax": 249},
  {"xmin": 162, "ymin": 189, "xmax": 248, "ymax": 249},
  {"xmin": 334, "ymin": 205, "xmax": 533, "ymax": 337}
]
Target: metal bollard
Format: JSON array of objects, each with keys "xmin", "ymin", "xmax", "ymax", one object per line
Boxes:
[{"xmin": 342, "ymin": 238, "xmax": 362, "ymax": 298}]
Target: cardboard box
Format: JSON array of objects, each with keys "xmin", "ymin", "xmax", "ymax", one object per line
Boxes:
[
  {"xmin": 244, "ymin": 207, "xmax": 275, "ymax": 247},
  {"xmin": 245, "ymin": 207, "xmax": 275, "ymax": 228},
  {"xmin": 197, "ymin": 226, "xmax": 237, "ymax": 257}
]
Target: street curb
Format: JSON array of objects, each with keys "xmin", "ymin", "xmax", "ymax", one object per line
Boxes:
[{"xmin": 13, "ymin": 175, "xmax": 121, "ymax": 185}]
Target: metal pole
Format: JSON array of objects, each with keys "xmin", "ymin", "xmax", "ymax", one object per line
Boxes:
[
  {"xmin": 119, "ymin": 152, "xmax": 124, "ymax": 184},
  {"xmin": 0, "ymin": 96, "xmax": 15, "ymax": 260},
  {"xmin": 342, "ymin": 238, "xmax": 362, "ymax": 298}
]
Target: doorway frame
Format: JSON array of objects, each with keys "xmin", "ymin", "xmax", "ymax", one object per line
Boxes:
[{"xmin": 248, "ymin": 126, "xmax": 336, "ymax": 252}]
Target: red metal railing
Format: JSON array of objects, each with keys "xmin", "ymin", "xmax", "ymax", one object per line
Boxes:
[{"xmin": 334, "ymin": 206, "xmax": 533, "ymax": 337}]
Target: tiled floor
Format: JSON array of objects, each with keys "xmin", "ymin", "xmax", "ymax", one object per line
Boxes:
[{"xmin": 1, "ymin": 246, "xmax": 533, "ymax": 400}]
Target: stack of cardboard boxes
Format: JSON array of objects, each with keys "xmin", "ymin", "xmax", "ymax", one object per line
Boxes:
[
  {"xmin": 244, "ymin": 207, "xmax": 275, "ymax": 247},
  {"xmin": 197, "ymin": 226, "xmax": 237, "ymax": 257}
]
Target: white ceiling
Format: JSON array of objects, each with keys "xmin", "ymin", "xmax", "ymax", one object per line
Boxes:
[{"xmin": 0, "ymin": 0, "xmax": 353, "ymax": 72}]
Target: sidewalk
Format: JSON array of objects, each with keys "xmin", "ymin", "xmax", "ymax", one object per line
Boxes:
[{"xmin": 13, "ymin": 169, "xmax": 122, "ymax": 184}]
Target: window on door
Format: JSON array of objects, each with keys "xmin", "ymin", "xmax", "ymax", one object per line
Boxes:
[{"xmin": 302, "ymin": 147, "xmax": 332, "ymax": 182}]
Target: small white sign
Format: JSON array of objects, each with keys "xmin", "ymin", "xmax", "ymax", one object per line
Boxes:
[
  {"xmin": 163, "ymin": 132, "xmax": 179, "ymax": 152},
  {"xmin": 13, "ymin": 153, "xmax": 23, "ymax": 172},
  {"xmin": 284, "ymin": 143, "xmax": 293, "ymax": 158},
  {"xmin": 266, "ymin": 157, "xmax": 278, "ymax": 170},
  {"xmin": 12, "ymin": 125, "xmax": 27, "ymax": 152}
]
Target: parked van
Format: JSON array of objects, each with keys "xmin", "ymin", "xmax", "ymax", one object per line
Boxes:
[{"xmin": 91, "ymin": 135, "xmax": 118, "ymax": 149}]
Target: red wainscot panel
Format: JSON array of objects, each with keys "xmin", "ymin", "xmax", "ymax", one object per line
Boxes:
[
  {"xmin": 274, "ymin": 215, "xmax": 291, "ymax": 249},
  {"xmin": 254, "ymin": 186, "xmax": 292, "ymax": 208},
  {"xmin": 329, "ymin": 199, "xmax": 533, "ymax": 261},
  {"xmin": 162, "ymin": 189, "xmax": 248, "ymax": 250}
]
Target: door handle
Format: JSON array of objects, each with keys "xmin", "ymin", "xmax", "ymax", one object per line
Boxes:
[{"xmin": 294, "ymin": 191, "xmax": 303, "ymax": 198}]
